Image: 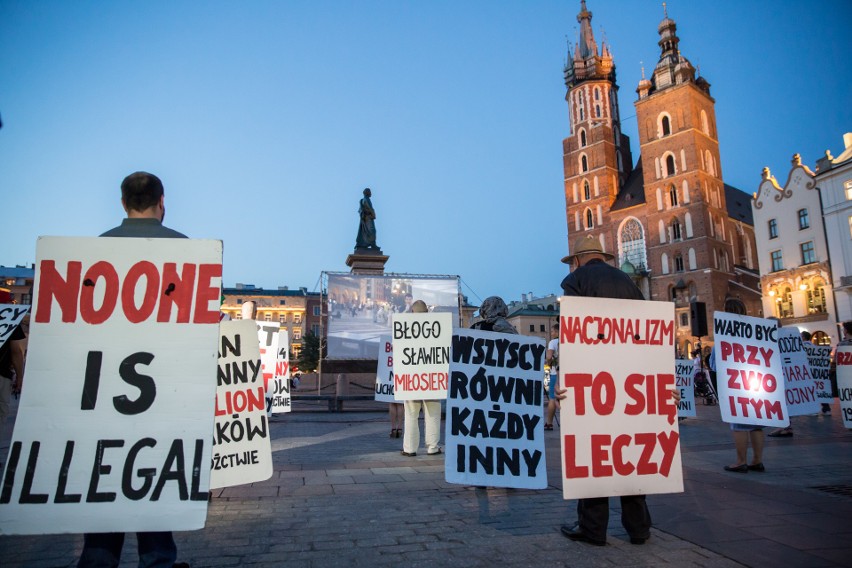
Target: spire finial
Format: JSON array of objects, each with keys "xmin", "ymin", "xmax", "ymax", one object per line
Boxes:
[
  {"xmin": 663, "ymin": 2, "xmax": 668, "ymax": 18},
  {"xmin": 640, "ymin": 61, "xmax": 645, "ymax": 79}
]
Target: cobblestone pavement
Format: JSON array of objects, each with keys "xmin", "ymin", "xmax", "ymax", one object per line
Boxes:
[{"xmin": 1, "ymin": 398, "xmax": 851, "ymax": 567}]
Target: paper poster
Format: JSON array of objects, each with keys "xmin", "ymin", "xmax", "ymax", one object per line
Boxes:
[
  {"xmin": 804, "ymin": 343, "xmax": 833, "ymax": 402},
  {"xmin": 675, "ymin": 359, "xmax": 696, "ymax": 418},
  {"xmin": 255, "ymin": 322, "xmax": 280, "ymax": 414},
  {"xmin": 713, "ymin": 312, "xmax": 788, "ymax": 427},
  {"xmin": 444, "ymin": 329, "xmax": 547, "ymax": 489},
  {"xmin": 267, "ymin": 330, "xmax": 291, "ymax": 413},
  {"xmin": 0, "ymin": 304, "xmax": 29, "ymax": 349},
  {"xmin": 375, "ymin": 334, "xmax": 395, "ymax": 403},
  {"xmin": 836, "ymin": 345, "xmax": 852, "ymax": 429},
  {"xmin": 559, "ymin": 297, "xmax": 683, "ymax": 499},
  {"xmin": 0, "ymin": 237, "xmax": 222, "ymax": 535},
  {"xmin": 210, "ymin": 320, "xmax": 273, "ymax": 489},
  {"xmin": 777, "ymin": 327, "xmax": 820, "ymax": 416},
  {"xmin": 391, "ymin": 312, "xmax": 452, "ymax": 401}
]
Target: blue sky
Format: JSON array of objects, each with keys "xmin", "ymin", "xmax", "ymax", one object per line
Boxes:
[{"xmin": 2, "ymin": 1, "xmax": 850, "ymax": 305}]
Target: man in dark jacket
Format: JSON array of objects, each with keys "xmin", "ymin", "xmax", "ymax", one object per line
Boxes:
[
  {"xmin": 78, "ymin": 172, "xmax": 190, "ymax": 568},
  {"xmin": 558, "ymin": 235, "xmax": 651, "ymax": 547}
]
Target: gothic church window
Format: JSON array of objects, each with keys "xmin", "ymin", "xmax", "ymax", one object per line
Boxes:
[
  {"xmin": 618, "ymin": 217, "xmax": 648, "ymax": 273},
  {"xmin": 662, "ymin": 115, "xmax": 671, "ymax": 136},
  {"xmin": 585, "ymin": 208, "xmax": 594, "ymax": 230},
  {"xmin": 581, "ymin": 154, "xmax": 589, "ymax": 173},
  {"xmin": 671, "ymin": 218, "xmax": 682, "ymax": 241},
  {"xmin": 674, "ymin": 254, "xmax": 684, "ymax": 272},
  {"xmin": 584, "ymin": 180, "xmax": 591, "ymax": 201},
  {"xmin": 669, "ymin": 185, "xmax": 679, "ymax": 207},
  {"xmin": 580, "ymin": 129, "xmax": 587, "ymax": 147},
  {"xmin": 665, "ymin": 154, "xmax": 676, "ymax": 177}
]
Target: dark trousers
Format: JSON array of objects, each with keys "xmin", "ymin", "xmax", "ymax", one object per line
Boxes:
[
  {"xmin": 577, "ymin": 495, "xmax": 651, "ymax": 541},
  {"xmin": 78, "ymin": 532, "xmax": 177, "ymax": 568}
]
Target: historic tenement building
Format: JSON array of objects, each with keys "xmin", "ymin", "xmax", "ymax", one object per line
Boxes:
[
  {"xmin": 752, "ymin": 155, "xmax": 837, "ymax": 344},
  {"xmin": 561, "ymin": 1, "xmax": 761, "ymax": 356}
]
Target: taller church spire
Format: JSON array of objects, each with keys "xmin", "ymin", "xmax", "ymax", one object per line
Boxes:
[{"xmin": 564, "ymin": 0, "xmax": 614, "ymax": 88}]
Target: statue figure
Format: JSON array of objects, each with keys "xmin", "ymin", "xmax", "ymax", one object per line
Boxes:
[{"xmin": 355, "ymin": 187, "xmax": 379, "ymax": 250}]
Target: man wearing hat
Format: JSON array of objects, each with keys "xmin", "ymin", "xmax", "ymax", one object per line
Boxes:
[
  {"xmin": 560, "ymin": 235, "xmax": 643, "ymax": 300},
  {"xmin": 558, "ymin": 234, "xmax": 650, "ymax": 546}
]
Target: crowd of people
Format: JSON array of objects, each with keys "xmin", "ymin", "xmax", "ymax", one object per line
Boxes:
[{"xmin": 1, "ymin": 177, "xmax": 848, "ymax": 566}]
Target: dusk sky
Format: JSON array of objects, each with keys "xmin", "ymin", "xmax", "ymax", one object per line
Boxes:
[{"xmin": 2, "ymin": 1, "xmax": 850, "ymax": 305}]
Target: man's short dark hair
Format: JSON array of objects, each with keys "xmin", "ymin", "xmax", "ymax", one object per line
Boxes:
[
  {"xmin": 121, "ymin": 171, "xmax": 164, "ymax": 212},
  {"xmin": 843, "ymin": 321, "xmax": 852, "ymax": 336}
]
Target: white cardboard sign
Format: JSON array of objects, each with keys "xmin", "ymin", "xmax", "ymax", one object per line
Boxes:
[
  {"xmin": 675, "ymin": 359, "xmax": 696, "ymax": 418},
  {"xmin": 559, "ymin": 297, "xmax": 683, "ymax": 499},
  {"xmin": 804, "ymin": 343, "xmax": 833, "ymax": 402},
  {"xmin": 0, "ymin": 237, "xmax": 222, "ymax": 535},
  {"xmin": 713, "ymin": 312, "xmax": 788, "ymax": 427},
  {"xmin": 444, "ymin": 328, "xmax": 547, "ymax": 489},
  {"xmin": 0, "ymin": 304, "xmax": 29, "ymax": 348},
  {"xmin": 267, "ymin": 330, "xmax": 291, "ymax": 413},
  {"xmin": 391, "ymin": 312, "xmax": 452, "ymax": 401},
  {"xmin": 374, "ymin": 334, "xmax": 395, "ymax": 403},
  {"xmin": 777, "ymin": 328, "xmax": 820, "ymax": 416},
  {"xmin": 210, "ymin": 320, "xmax": 273, "ymax": 489},
  {"xmin": 836, "ymin": 345, "xmax": 852, "ymax": 429}
]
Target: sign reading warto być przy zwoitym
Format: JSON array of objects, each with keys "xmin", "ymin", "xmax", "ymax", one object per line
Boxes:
[{"xmin": 0, "ymin": 237, "xmax": 222, "ymax": 535}]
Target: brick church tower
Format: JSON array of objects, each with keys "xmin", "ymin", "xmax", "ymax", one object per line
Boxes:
[{"xmin": 562, "ymin": 2, "xmax": 761, "ymax": 356}]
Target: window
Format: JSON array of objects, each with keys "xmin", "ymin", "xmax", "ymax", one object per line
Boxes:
[
  {"xmin": 845, "ymin": 180, "xmax": 852, "ymax": 200},
  {"xmin": 618, "ymin": 217, "xmax": 648, "ymax": 272},
  {"xmin": 674, "ymin": 254, "xmax": 684, "ymax": 272},
  {"xmin": 264, "ymin": 313, "xmax": 271, "ymax": 321},
  {"xmin": 669, "ymin": 185, "xmax": 678, "ymax": 207},
  {"xmin": 778, "ymin": 287, "xmax": 793, "ymax": 318},
  {"xmin": 311, "ymin": 324, "xmax": 321, "ymax": 336},
  {"xmin": 540, "ymin": 325, "xmax": 546, "ymax": 332},
  {"xmin": 768, "ymin": 219, "xmax": 778, "ymax": 239},
  {"xmin": 798, "ymin": 208, "xmax": 809, "ymax": 230},
  {"xmin": 812, "ymin": 331, "xmax": 830, "ymax": 345},
  {"xmin": 280, "ymin": 313, "xmax": 288, "ymax": 323},
  {"xmin": 661, "ymin": 115, "xmax": 671, "ymax": 136},
  {"xmin": 279, "ymin": 299, "xmax": 286, "ymax": 305},
  {"xmin": 236, "ymin": 298, "xmax": 243, "ymax": 304},
  {"xmin": 595, "ymin": 105, "xmax": 601, "ymax": 118},
  {"xmin": 580, "ymin": 130, "xmax": 587, "ymax": 147},
  {"xmin": 294, "ymin": 313, "xmax": 303, "ymax": 324},
  {"xmin": 585, "ymin": 208, "xmax": 594, "ymax": 229},
  {"xmin": 529, "ymin": 324, "xmax": 535, "ymax": 332},
  {"xmin": 801, "ymin": 241, "xmax": 816, "ymax": 264},
  {"xmin": 313, "ymin": 306, "xmax": 321, "ymax": 316},
  {"xmin": 771, "ymin": 250, "xmax": 783, "ymax": 272},
  {"xmin": 671, "ymin": 219, "xmax": 682, "ymax": 241},
  {"xmin": 665, "ymin": 154, "xmax": 676, "ymax": 177},
  {"xmin": 584, "ymin": 181, "xmax": 591, "ymax": 201},
  {"xmin": 807, "ymin": 281, "xmax": 827, "ymax": 314},
  {"xmin": 581, "ymin": 155, "xmax": 589, "ymax": 172},
  {"xmin": 293, "ymin": 329, "xmax": 302, "ymax": 340}
]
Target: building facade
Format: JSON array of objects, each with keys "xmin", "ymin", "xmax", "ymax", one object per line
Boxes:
[
  {"xmin": 752, "ymin": 155, "xmax": 836, "ymax": 344},
  {"xmin": 815, "ymin": 133, "xmax": 852, "ymax": 328},
  {"xmin": 220, "ymin": 284, "xmax": 309, "ymax": 358},
  {"xmin": 0, "ymin": 265, "xmax": 35, "ymax": 305},
  {"xmin": 562, "ymin": 2, "xmax": 761, "ymax": 357}
]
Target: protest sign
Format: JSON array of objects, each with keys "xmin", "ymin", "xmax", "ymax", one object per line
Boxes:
[
  {"xmin": 255, "ymin": 322, "xmax": 281, "ymax": 414},
  {"xmin": 777, "ymin": 327, "xmax": 820, "ymax": 416},
  {"xmin": 804, "ymin": 343, "xmax": 833, "ymax": 403},
  {"xmin": 713, "ymin": 312, "xmax": 788, "ymax": 427},
  {"xmin": 836, "ymin": 345, "xmax": 852, "ymax": 429},
  {"xmin": 0, "ymin": 304, "xmax": 29, "ymax": 348},
  {"xmin": 375, "ymin": 334, "xmax": 395, "ymax": 403},
  {"xmin": 559, "ymin": 297, "xmax": 682, "ymax": 499},
  {"xmin": 445, "ymin": 328, "xmax": 547, "ymax": 489},
  {"xmin": 675, "ymin": 359, "xmax": 696, "ymax": 418},
  {"xmin": 392, "ymin": 312, "xmax": 452, "ymax": 401},
  {"xmin": 210, "ymin": 320, "xmax": 272, "ymax": 489},
  {"xmin": 267, "ymin": 330, "xmax": 291, "ymax": 413},
  {"xmin": 0, "ymin": 236, "xmax": 222, "ymax": 535}
]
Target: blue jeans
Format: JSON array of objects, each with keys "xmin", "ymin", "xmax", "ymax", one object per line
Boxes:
[{"xmin": 78, "ymin": 532, "xmax": 177, "ymax": 568}]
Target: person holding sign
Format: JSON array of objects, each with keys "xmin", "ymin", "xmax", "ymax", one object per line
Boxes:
[
  {"xmin": 0, "ymin": 291, "xmax": 27, "ymax": 443},
  {"xmin": 78, "ymin": 172, "xmax": 191, "ymax": 568},
  {"xmin": 544, "ymin": 323, "xmax": 559, "ymax": 431},
  {"xmin": 401, "ymin": 300, "xmax": 443, "ymax": 456},
  {"xmin": 558, "ymin": 235, "xmax": 656, "ymax": 547}
]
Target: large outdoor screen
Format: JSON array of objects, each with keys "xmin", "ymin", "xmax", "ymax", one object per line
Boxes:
[{"xmin": 326, "ymin": 273, "xmax": 460, "ymax": 359}]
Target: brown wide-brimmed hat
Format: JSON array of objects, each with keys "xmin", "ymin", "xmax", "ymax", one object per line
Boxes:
[{"xmin": 561, "ymin": 235, "xmax": 615, "ymax": 264}]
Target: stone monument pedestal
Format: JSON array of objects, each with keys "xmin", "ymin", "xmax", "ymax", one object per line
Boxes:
[{"xmin": 346, "ymin": 248, "xmax": 389, "ymax": 274}]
